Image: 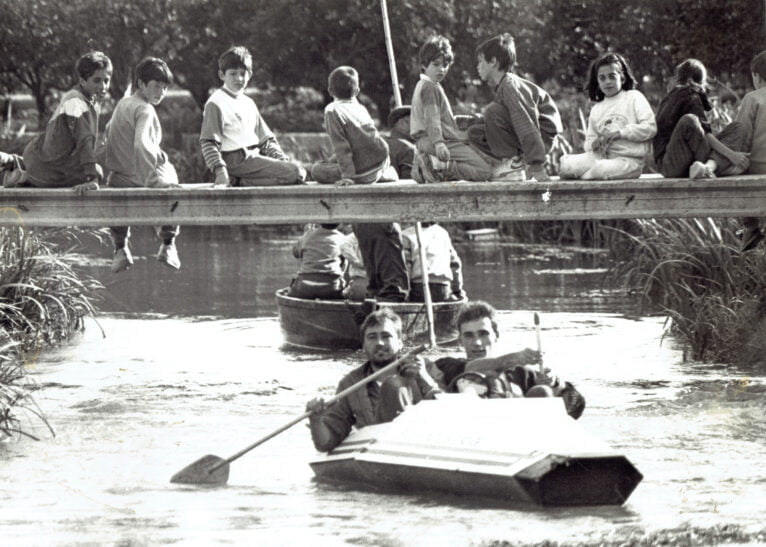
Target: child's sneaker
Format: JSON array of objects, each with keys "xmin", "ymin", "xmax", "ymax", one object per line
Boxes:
[
  {"xmin": 689, "ymin": 161, "xmax": 715, "ymax": 179},
  {"xmin": 157, "ymin": 242, "xmax": 181, "ymax": 270},
  {"xmin": 491, "ymin": 156, "xmax": 526, "ymax": 181},
  {"xmin": 414, "ymin": 152, "xmax": 441, "ymax": 184},
  {"xmin": 111, "ymin": 246, "xmax": 134, "ymax": 273},
  {"xmin": 740, "ymin": 226, "xmax": 764, "ymax": 252}
]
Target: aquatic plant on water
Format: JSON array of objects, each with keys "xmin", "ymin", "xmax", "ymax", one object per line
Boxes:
[
  {"xmin": 0, "ymin": 227, "xmax": 103, "ymax": 438},
  {"xmin": 607, "ymin": 218, "xmax": 766, "ymax": 367}
]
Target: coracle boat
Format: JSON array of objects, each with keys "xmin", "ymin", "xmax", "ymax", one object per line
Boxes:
[
  {"xmin": 276, "ymin": 288, "xmax": 466, "ymax": 350},
  {"xmin": 310, "ymin": 396, "xmax": 643, "ymax": 506}
]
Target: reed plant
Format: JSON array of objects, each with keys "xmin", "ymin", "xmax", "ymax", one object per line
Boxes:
[
  {"xmin": 0, "ymin": 227, "xmax": 102, "ymax": 438},
  {"xmin": 607, "ymin": 218, "xmax": 766, "ymax": 367}
]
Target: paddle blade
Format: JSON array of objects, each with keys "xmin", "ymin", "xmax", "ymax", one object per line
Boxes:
[{"xmin": 170, "ymin": 454, "xmax": 230, "ymax": 485}]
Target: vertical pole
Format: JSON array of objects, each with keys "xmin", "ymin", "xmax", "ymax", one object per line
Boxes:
[{"xmin": 379, "ymin": 0, "xmax": 436, "ymax": 347}]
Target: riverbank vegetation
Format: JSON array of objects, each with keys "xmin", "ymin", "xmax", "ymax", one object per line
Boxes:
[
  {"xmin": 608, "ymin": 218, "xmax": 766, "ymax": 369},
  {"xmin": 0, "ymin": 227, "xmax": 102, "ymax": 438}
]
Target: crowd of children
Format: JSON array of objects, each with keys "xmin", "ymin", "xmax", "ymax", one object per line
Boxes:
[{"xmin": 2, "ymin": 36, "xmax": 766, "ymax": 293}]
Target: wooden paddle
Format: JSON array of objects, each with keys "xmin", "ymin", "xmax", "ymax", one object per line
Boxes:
[
  {"xmin": 170, "ymin": 344, "xmax": 428, "ymax": 486},
  {"xmin": 534, "ymin": 312, "xmax": 544, "ymax": 374}
]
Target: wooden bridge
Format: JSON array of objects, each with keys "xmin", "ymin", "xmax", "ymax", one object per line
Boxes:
[{"xmin": 0, "ymin": 176, "xmax": 764, "ymax": 226}]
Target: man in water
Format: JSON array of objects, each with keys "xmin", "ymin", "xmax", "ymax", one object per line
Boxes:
[
  {"xmin": 433, "ymin": 300, "xmax": 586, "ymax": 418},
  {"xmin": 305, "ymin": 307, "xmax": 441, "ymax": 452}
]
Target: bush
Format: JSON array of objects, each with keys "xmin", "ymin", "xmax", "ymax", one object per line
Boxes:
[{"xmin": 607, "ymin": 218, "xmax": 766, "ymax": 367}]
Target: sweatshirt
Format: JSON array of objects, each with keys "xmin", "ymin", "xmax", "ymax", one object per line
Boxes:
[
  {"xmin": 584, "ymin": 89, "xmax": 657, "ymax": 160},
  {"xmin": 323, "ymin": 98, "xmax": 389, "ymax": 179}
]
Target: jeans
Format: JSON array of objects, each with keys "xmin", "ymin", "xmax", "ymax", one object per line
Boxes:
[{"xmin": 222, "ymin": 148, "xmax": 304, "ymax": 186}]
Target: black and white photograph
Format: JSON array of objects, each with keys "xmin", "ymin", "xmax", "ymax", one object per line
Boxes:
[{"xmin": 1, "ymin": 0, "xmax": 765, "ymax": 544}]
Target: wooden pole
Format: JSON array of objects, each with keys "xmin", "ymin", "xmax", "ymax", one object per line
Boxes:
[{"xmin": 379, "ymin": 0, "xmax": 436, "ymax": 347}]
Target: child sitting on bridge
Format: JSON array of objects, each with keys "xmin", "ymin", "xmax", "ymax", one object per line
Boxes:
[
  {"xmin": 104, "ymin": 57, "xmax": 181, "ymax": 272},
  {"xmin": 22, "ymin": 51, "xmax": 112, "ymax": 194},
  {"xmin": 734, "ymin": 50, "xmax": 766, "ymax": 251},
  {"xmin": 410, "ymin": 35, "xmax": 491, "ymax": 183},
  {"xmin": 384, "ymin": 105, "xmax": 416, "ymax": 179},
  {"xmin": 559, "ymin": 53, "xmax": 656, "ymax": 180},
  {"xmin": 653, "ymin": 59, "xmax": 749, "ymax": 181},
  {"xmin": 288, "ymin": 223, "xmax": 347, "ymax": 300},
  {"xmin": 402, "ymin": 222, "xmax": 465, "ymax": 302},
  {"xmin": 310, "ymin": 66, "xmax": 397, "ymax": 185},
  {"xmin": 200, "ymin": 46, "xmax": 305, "ymax": 187},
  {"xmin": 467, "ymin": 33, "xmax": 563, "ymax": 182}
]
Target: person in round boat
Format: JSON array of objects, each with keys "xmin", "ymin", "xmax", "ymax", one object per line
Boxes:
[
  {"xmin": 305, "ymin": 307, "xmax": 442, "ymax": 452},
  {"xmin": 433, "ymin": 301, "xmax": 586, "ymax": 419}
]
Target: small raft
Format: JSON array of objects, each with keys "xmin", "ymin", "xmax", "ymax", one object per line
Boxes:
[
  {"xmin": 310, "ymin": 396, "xmax": 642, "ymax": 506},
  {"xmin": 276, "ymin": 288, "xmax": 465, "ymax": 350}
]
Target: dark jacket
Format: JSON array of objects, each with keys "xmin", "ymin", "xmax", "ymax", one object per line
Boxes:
[{"xmin": 654, "ymin": 84, "xmax": 712, "ymax": 163}]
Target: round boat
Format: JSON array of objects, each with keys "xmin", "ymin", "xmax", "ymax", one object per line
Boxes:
[{"xmin": 276, "ymin": 288, "xmax": 466, "ymax": 350}]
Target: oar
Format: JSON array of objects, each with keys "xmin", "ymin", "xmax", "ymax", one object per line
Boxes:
[
  {"xmin": 534, "ymin": 312, "xmax": 544, "ymax": 374},
  {"xmin": 170, "ymin": 344, "xmax": 428, "ymax": 486}
]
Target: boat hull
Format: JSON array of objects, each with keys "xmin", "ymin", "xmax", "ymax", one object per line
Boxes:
[
  {"xmin": 276, "ymin": 288, "xmax": 464, "ymax": 350},
  {"xmin": 310, "ymin": 396, "xmax": 643, "ymax": 506}
]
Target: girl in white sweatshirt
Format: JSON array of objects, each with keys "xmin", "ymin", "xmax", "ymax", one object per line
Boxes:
[{"xmin": 560, "ymin": 53, "xmax": 656, "ymax": 180}]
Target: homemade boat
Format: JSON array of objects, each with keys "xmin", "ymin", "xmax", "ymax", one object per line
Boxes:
[
  {"xmin": 275, "ymin": 288, "xmax": 465, "ymax": 350},
  {"xmin": 310, "ymin": 396, "xmax": 643, "ymax": 506}
]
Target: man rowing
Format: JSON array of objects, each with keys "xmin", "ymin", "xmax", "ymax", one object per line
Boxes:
[
  {"xmin": 433, "ymin": 301, "xmax": 586, "ymax": 418},
  {"xmin": 305, "ymin": 307, "xmax": 441, "ymax": 452}
]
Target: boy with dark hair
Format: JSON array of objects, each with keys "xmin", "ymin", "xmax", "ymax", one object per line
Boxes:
[
  {"xmin": 200, "ymin": 46, "xmax": 305, "ymax": 187},
  {"xmin": 385, "ymin": 105, "xmax": 416, "ymax": 178},
  {"xmin": 313, "ymin": 65, "xmax": 408, "ymax": 302},
  {"xmin": 310, "ymin": 65, "xmax": 397, "ymax": 185},
  {"xmin": 468, "ymin": 34, "xmax": 562, "ymax": 182},
  {"xmin": 410, "ymin": 35, "xmax": 491, "ymax": 183},
  {"xmin": 105, "ymin": 56, "xmax": 181, "ymax": 272},
  {"xmin": 735, "ymin": 50, "xmax": 766, "ymax": 251},
  {"xmin": 23, "ymin": 51, "xmax": 112, "ymax": 193}
]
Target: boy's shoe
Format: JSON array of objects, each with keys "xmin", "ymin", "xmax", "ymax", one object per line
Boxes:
[
  {"xmin": 111, "ymin": 246, "xmax": 134, "ymax": 273},
  {"xmin": 689, "ymin": 161, "xmax": 715, "ymax": 180},
  {"xmin": 491, "ymin": 156, "xmax": 526, "ymax": 181},
  {"xmin": 414, "ymin": 152, "xmax": 441, "ymax": 184},
  {"xmin": 740, "ymin": 226, "xmax": 765, "ymax": 252},
  {"xmin": 157, "ymin": 242, "xmax": 181, "ymax": 270}
]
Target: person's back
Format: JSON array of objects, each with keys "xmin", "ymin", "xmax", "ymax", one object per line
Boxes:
[
  {"xmin": 402, "ymin": 223, "xmax": 464, "ymax": 302},
  {"xmin": 289, "ymin": 224, "xmax": 346, "ymax": 300},
  {"xmin": 384, "ymin": 105, "xmax": 416, "ymax": 179},
  {"xmin": 311, "ymin": 66, "xmax": 395, "ymax": 185},
  {"xmin": 24, "ymin": 51, "xmax": 112, "ymax": 190}
]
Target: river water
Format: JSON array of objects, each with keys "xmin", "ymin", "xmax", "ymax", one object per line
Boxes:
[{"xmin": 1, "ymin": 226, "xmax": 764, "ymax": 546}]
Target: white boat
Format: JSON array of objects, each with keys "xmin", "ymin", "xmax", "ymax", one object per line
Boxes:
[{"xmin": 310, "ymin": 396, "xmax": 642, "ymax": 506}]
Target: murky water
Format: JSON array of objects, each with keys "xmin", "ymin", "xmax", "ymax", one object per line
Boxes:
[{"xmin": 1, "ymin": 227, "xmax": 764, "ymax": 545}]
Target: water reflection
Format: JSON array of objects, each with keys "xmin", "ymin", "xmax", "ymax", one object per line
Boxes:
[{"xmin": 75, "ymin": 225, "xmax": 637, "ymax": 317}]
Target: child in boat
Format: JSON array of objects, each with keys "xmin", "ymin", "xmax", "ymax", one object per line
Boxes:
[
  {"xmin": 559, "ymin": 52, "xmax": 656, "ymax": 180},
  {"xmin": 22, "ymin": 51, "xmax": 112, "ymax": 194},
  {"xmin": 384, "ymin": 105, "xmax": 416, "ymax": 179},
  {"xmin": 654, "ymin": 58, "xmax": 749, "ymax": 180},
  {"xmin": 200, "ymin": 46, "xmax": 305, "ymax": 187},
  {"xmin": 288, "ymin": 223, "xmax": 346, "ymax": 300},
  {"xmin": 310, "ymin": 65, "xmax": 397, "ymax": 185},
  {"xmin": 401, "ymin": 222, "xmax": 465, "ymax": 302},
  {"xmin": 734, "ymin": 50, "xmax": 766, "ymax": 251},
  {"xmin": 104, "ymin": 57, "xmax": 182, "ymax": 273},
  {"xmin": 410, "ymin": 35, "xmax": 492, "ymax": 183},
  {"xmin": 467, "ymin": 33, "xmax": 563, "ymax": 182}
]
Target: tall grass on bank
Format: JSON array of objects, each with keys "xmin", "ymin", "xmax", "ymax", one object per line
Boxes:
[
  {"xmin": 0, "ymin": 227, "xmax": 102, "ymax": 438},
  {"xmin": 608, "ymin": 218, "xmax": 766, "ymax": 367}
]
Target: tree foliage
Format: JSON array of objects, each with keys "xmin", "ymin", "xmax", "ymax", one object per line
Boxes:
[{"xmin": 0, "ymin": 0, "xmax": 763, "ymax": 128}]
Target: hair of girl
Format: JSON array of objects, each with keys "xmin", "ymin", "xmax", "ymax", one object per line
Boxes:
[{"xmin": 585, "ymin": 52, "xmax": 637, "ymax": 102}]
